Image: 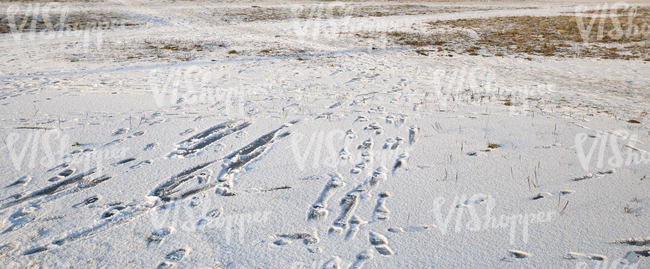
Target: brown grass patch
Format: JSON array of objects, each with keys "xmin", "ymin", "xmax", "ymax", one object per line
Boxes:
[
  {"xmin": 213, "ymin": 5, "xmax": 501, "ymax": 23},
  {"xmin": 0, "ymin": 10, "xmax": 136, "ymax": 34},
  {"xmin": 378, "ymin": 14, "xmax": 650, "ymax": 60}
]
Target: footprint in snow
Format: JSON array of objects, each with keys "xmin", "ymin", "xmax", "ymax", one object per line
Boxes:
[
  {"xmin": 623, "ymin": 250, "xmax": 650, "ymax": 264},
  {"xmin": 388, "ymin": 225, "xmax": 436, "ymax": 233},
  {"xmin": 146, "ymin": 227, "xmax": 173, "ymax": 246},
  {"xmin": 144, "ymin": 143, "xmax": 157, "ymax": 151},
  {"xmin": 112, "ymin": 128, "xmax": 128, "ymax": 136},
  {"xmin": 369, "ymin": 231, "xmax": 394, "ymax": 255},
  {"xmin": 613, "ymin": 237, "xmax": 650, "ymax": 246},
  {"xmin": 165, "ymin": 248, "xmax": 189, "ymax": 262},
  {"xmin": 180, "ymin": 128, "xmax": 196, "ymax": 136},
  {"xmin": 565, "ymin": 252, "xmax": 606, "ymax": 260},
  {"xmin": 130, "ymin": 160, "xmax": 152, "ymax": 169},
  {"xmin": 6, "ymin": 175, "xmax": 31, "ymax": 188},
  {"xmin": 72, "ymin": 195, "xmax": 100, "ymax": 208},
  {"xmin": 128, "ymin": 131, "xmax": 145, "ymax": 138},
  {"xmin": 502, "ymin": 250, "xmax": 532, "ymax": 261},
  {"xmin": 531, "ymin": 191, "xmax": 573, "ymax": 200},
  {"xmin": 236, "ymin": 131, "xmax": 247, "ymax": 138}
]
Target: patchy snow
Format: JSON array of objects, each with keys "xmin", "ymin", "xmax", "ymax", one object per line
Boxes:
[{"xmin": 1, "ymin": 0, "xmax": 649, "ymax": 268}]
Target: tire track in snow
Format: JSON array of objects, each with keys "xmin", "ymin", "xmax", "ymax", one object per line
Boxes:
[{"xmin": 19, "ymin": 120, "xmax": 299, "ymax": 256}]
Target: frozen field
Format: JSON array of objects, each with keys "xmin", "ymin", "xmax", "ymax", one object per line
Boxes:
[{"xmin": 1, "ymin": 0, "xmax": 649, "ymax": 268}]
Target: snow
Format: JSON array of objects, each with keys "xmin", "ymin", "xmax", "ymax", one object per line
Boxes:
[{"xmin": 1, "ymin": 0, "xmax": 649, "ymax": 268}]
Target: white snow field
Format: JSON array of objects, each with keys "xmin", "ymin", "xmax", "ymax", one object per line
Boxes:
[{"xmin": 1, "ymin": 0, "xmax": 649, "ymax": 268}]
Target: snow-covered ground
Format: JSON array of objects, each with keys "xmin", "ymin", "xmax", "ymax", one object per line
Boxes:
[{"xmin": 1, "ymin": 0, "xmax": 649, "ymax": 268}]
